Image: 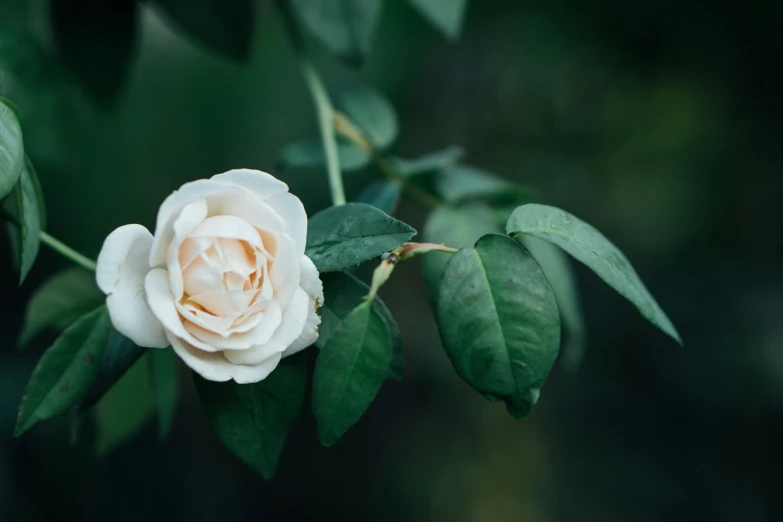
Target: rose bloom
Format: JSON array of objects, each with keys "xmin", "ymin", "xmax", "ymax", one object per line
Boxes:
[{"xmin": 96, "ymin": 169, "xmax": 323, "ymax": 383}]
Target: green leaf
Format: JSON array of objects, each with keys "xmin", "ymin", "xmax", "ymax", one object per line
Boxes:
[
  {"xmin": 25, "ymin": 156, "xmax": 46, "ymax": 229},
  {"xmin": 278, "ymin": 138, "xmax": 370, "ymax": 171},
  {"xmin": 392, "ymin": 146, "xmax": 464, "ymax": 201},
  {"xmin": 436, "ymin": 234, "xmax": 561, "ymax": 420},
  {"xmin": 313, "ymin": 299, "xmax": 393, "ymax": 446},
  {"xmin": 337, "ymin": 85, "xmax": 398, "ymax": 149},
  {"xmin": 19, "ymin": 267, "xmax": 104, "ymax": 346},
  {"xmin": 91, "ymin": 353, "xmax": 155, "ymax": 456},
  {"xmin": 355, "ymin": 180, "xmax": 402, "ymax": 215},
  {"xmin": 78, "ymin": 329, "xmax": 145, "ymax": 411},
  {"xmin": 4, "ymin": 222, "xmax": 21, "ymax": 272},
  {"xmin": 408, "ymin": 0, "xmax": 468, "ymax": 40},
  {"xmin": 0, "ymin": 98, "xmax": 24, "ymax": 199},
  {"xmin": 422, "ymin": 202, "xmax": 500, "ymax": 293},
  {"xmin": 306, "ymin": 203, "xmax": 416, "ymax": 272},
  {"xmin": 11, "ymin": 160, "xmax": 41, "ymax": 283},
  {"xmin": 0, "ymin": 97, "xmax": 23, "ymax": 121},
  {"xmin": 0, "ymin": 3, "xmax": 59, "ymax": 104},
  {"xmin": 506, "ymin": 204, "xmax": 681, "ymax": 344},
  {"xmin": 15, "ymin": 306, "xmax": 111, "ymax": 436},
  {"xmin": 151, "ymin": 0, "xmax": 254, "ymax": 60},
  {"xmin": 194, "ymin": 354, "xmax": 307, "ymax": 478},
  {"xmin": 149, "ymin": 348, "xmax": 180, "ymax": 440},
  {"xmin": 316, "ymin": 272, "xmax": 403, "ymax": 380},
  {"xmin": 521, "ymin": 236, "xmax": 586, "ymax": 369},
  {"xmin": 393, "ymin": 145, "xmax": 464, "ymax": 177},
  {"xmin": 436, "ymin": 165, "xmax": 531, "ymax": 204},
  {"xmin": 290, "ymin": 0, "xmax": 383, "ymax": 65},
  {"xmin": 50, "ymin": 0, "xmax": 138, "ymax": 108},
  {"xmin": 316, "ymin": 271, "xmax": 369, "ymax": 347},
  {"xmin": 376, "ymin": 296, "xmax": 404, "ymax": 381}
]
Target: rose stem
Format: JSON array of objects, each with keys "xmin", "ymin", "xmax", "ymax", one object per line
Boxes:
[
  {"xmin": 39, "ymin": 231, "xmax": 97, "ymax": 271},
  {"xmin": 278, "ymin": 0, "xmax": 346, "ymax": 207},
  {"xmin": 332, "ymin": 113, "xmax": 441, "ymax": 209},
  {"xmin": 1, "ymin": 210, "xmax": 97, "ymax": 271}
]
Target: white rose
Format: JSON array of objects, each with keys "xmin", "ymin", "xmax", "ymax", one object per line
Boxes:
[{"xmin": 95, "ymin": 169, "xmax": 323, "ymax": 384}]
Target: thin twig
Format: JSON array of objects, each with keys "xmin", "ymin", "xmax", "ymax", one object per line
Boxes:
[{"xmin": 333, "ymin": 112, "xmax": 441, "ymax": 208}]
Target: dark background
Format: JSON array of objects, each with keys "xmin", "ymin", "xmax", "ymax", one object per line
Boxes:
[{"xmin": 2, "ymin": 0, "xmax": 783, "ymax": 520}]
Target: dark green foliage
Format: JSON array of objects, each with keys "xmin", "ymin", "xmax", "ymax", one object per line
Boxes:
[
  {"xmin": 10, "ymin": 159, "xmax": 40, "ymax": 283},
  {"xmin": 15, "ymin": 307, "xmax": 111, "ymax": 436},
  {"xmin": 0, "ymin": 99, "xmax": 24, "ymax": 199},
  {"xmin": 290, "ymin": 0, "xmax": 383, "ymax": 65},
  {"xmin": 306, "ymin": 203, "xmax": 416, "ymax": 272},
  {"xmin": 19, "ymin": 267, "xmax": 104, "ymax": 346},
  {"xmin": 436, "ymin": 235, "xmax": 561, "ymax": 420},
  {"xmin": 355, "ymin": 180, "xmax": 402, "ymax": 215},
  {"xmin": 507, "ymin": 204, "xmax": 681, "ymax": 344},
  {"xmin": 149, "ymin": 348, "xmax": 180, "ymax": 440},
  {"xmin": 408, "ymin": 0, "xmax": 469, "ymax": 41},
  {"xmin": 195, "ymin": 354, "xmax": 308, "ymax": 478},
  {"xmin": 78, "ymin": 329, "xmax": 146, "ymax": 411},
  {"xmin": 152, "ymin": 0, "xmax": 255, "ymax": 60},
  {"xmin": 50, "ymin": 0, "xmax": 139, "ymax": 107},
  {"xmin": 312, "ymin": 299, "xmax": 393, "ymax": 445},
  {"xmin": 317, "ymin": 272, "xmax": 403, "ymax": 380}
]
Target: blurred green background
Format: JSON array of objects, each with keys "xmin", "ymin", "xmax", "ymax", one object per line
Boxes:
[{"xmin": 2, "ymin": 0, "xmax": 783, "ymax": 520}]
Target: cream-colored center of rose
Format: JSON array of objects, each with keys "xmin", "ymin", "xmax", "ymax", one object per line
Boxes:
[{"xmin": 178, "ymin": 216, "xmax": 275, "ymax": 319}]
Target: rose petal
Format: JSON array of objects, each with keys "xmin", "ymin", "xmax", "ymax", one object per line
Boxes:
[
  {"xmin": 210, "ymin": 168, "xmax": 289, "ymax": 203},
  {"xmin": 168, "ymin": 332, "xmax": 283, "ymax": 384},
  {"xmin": 184, "ymin": 300, "xmax": 282, "ymax": 349},
  {"xmin": 299, "ymin": 255, "xmax": 324, "ymax": 307},
  {"xmin": 182, "ymin": 251, "xmax": 225, "ymax": 296},
  {"xmin": 282, "ymin": 299, "xmax": 321, "ymax": 357},
  {"xmin": 150, "ymin": 180, "xmax": 243, "ymax": 267},
  {"xmin": 251, "ymin": 250, "xmax": 272, "ymax": 296},
  {"xmin": 97, "ymin": 224, "xmax": 149, "ymax": 294},
  {"xmin": 257, "ymin": 230, "xmax": 278, "ymax": 259},
  {"xmin": 226, "ymin": 309, "xmax": 265, "ymax": 335},
  {"xmin": 224, "ymin": 272, "xmax": 250, "ymax": 292},
  {"xmin": 179, "ymin": 237, "xmax": 214, "ymax": 270},
  {"xmin": 265, "ymin": 192, "xmax": 307, "ymax": 257},
  {"xmin": 216, "ymin": 191, "xmax": 287, "ymax": 241},
  {"xmin": 189, "ymin": 215, "xmax": 264, "ymax": 249},
  {"xmin": 242, "ymin": 284, "xmax": 274, "ymax": 317},
  {"xmin": 282, "ymin": 257, "xmax": 323, "ymax": 357},
  {"xmin": 217, "ymin": 239, "xmax": 255, "ymax": 277},
  {"xmin": 174, "ymin": 300, "xmax": 240, "ymax": 333},
  {"xmin": 258, "ymin": 260, "xmax": 273, "ymax": 300},
  {"xmin": 167, "ymin": 198, "xmax": 209, "ymax": 300},
  {"xmin": 188, "ymin": 289, "xmax": 258, "ymax": 317},
  {"xmin": 96, "ymin": 224, "xmax": 168, "ymax": 348},
  {"xmin": 224, "ymin": 287, "xmax": 309, "ymax": 365},
  {"xmin": 269, "ymin": 233, "xmax": 300, "ymax": 310},
  {"xmin": 144, "ymin": 268, "xmax": 217, "ymax": 352}
]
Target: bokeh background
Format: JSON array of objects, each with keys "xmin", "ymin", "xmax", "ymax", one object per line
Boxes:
[{"xmin": 2, "ymin": 0, "xmax": 783, "ymax": 521}]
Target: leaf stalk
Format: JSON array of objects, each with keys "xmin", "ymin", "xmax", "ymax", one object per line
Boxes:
[{"xmin": 1, "ymin": 210, "xmax": 96, "ymax": 272}]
